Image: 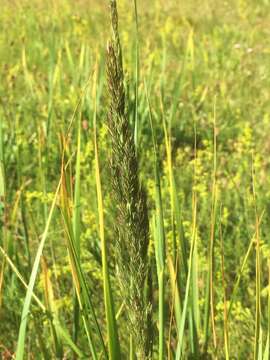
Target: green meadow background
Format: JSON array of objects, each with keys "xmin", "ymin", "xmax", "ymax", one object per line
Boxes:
[{"xmin": 1, "ymin": 0, "xmax": 270, "ymax": 358}]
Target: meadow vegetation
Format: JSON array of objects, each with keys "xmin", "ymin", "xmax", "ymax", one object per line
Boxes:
[{"xmin": 1, "ymin": 0, "xmax": 270, "ymax": 358}]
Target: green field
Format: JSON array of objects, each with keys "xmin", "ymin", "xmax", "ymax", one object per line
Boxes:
[{"xmin": 1, "ymin": 0, "xmax": 270, "ymax": 358}]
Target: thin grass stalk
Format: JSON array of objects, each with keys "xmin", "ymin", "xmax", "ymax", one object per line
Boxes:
[
  {"xmin": 133, "ymin": 0, "xmax": 139, "ymax": 151},
  {"xmin": 72, "ymin": 114, "xmax": 81, "ymax": 347},
  {"xmin": 154, "ymin": 214, "xmax": 165, "ymax": 360},
  {"xmin": 204, "ymin": 100, "xmax": 218, "ymax": 354},
  {"xmin": 162, "ymin": 113, "xmax": 189, "ymax": 348},
  {"xmin": 93, "ymin": 63, "xmax": 121, "ymax": 359},
  {"xmin": 160, "ymin": 89, "xmax": 188, "ymax": 290},
  {"xmin": 41, "ymin": 257, "xmax": 63, "ymax": 358},
  {"xmin": 0, "ymin": 118, "xmax": 5, "ymax": 307},
  {"xmin": 252, "ymin": 155, "xmax": 262, "ymax": 360},
  {"xmin": 210, "ymin": 100, "xmax": 218, "ymax": 353},
  {"xmin": 209, "ymin": 99, "xmax": 217, "ymax": 350},
  {"xmin": 263, "ymin": 260, "xmax": 270, "ymax": 360},
  {"xmin": 175, "ymin": 192, "xmax": 197, "ymax": 359},
  {"xmin": 130, "ymin": 335, "xmax": 135, "ymax": 360},
  {"xmin": 0, "ymin": 117, "xmax": 4, "ymax": 199},
  {"xmin": 0, "ymin": 253, "xmax": 5, "ymax": 308},
  {"xmin": 145, "ymin": 82, "xmax": 165, "ymax": 360},
  {"xmin": 219, "ymin": 213, "xmax": 229, "ymax": 360},
  {"xmin": 189, "ymin": 125, "xmax": 199, "ymax": 357},
  {"xmin": 160, "ymin": 98, "xmax": 177, "ymax": 266},
  {"xmin": 190, "ymin": 236, "xmax": 199, "ymax": 357},
  {"xmin": 168, "ymin": 255, "xmax": 182, "ymax": 357}
]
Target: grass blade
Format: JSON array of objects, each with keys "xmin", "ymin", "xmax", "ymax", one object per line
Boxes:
[
  {"xmin": 203, "ymin": 99, "xmax": 218, "ymax": 354},
  {"xmin": 175, "ymin": 193, "xmax": 197, "ymax": 359},
  {"xmin": 252, "ymin": 154, "xmax": 262, "ymax": 360},
  {"xmin": 1, "ymin": 245, "xmax": 84, "ymax": 357},
  {"xmin": 220, "ymin": 212, "xmax": 230, "ymax": 359},
  {"xmin": 15, "ymin": 179, "xmax": 61, "ymax": 360},
  {"xmin": 41, "ymin": 257, "xmax": 63, "ymax": 358},
  {"xmin": 133, "ymin": 0, "xmax": 139, "ymax": 151},
  {"xmin": 72, "ymin": 112, "xmax": 82, "ymax": 346},
  {"xmin": 145, "ymin": 80, "xmax": 165, "ymax": 360},
  {"xmin": 60, "ymin": 155, "xmax": 106, "ymax": 360},
  {"xmin": 93, "ymin": 63, "xmax": 121, "ymax": 359},
  {"xmin": 263, "ymin": 260, "xmax": 270, "ymax": 360}
]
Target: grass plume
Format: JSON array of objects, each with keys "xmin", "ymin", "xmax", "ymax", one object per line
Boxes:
[{"xmin": 106, "ymin": 0, "xmax": 152, "ymax": 358}]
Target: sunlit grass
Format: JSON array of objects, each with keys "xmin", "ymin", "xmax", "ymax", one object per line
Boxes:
[{"xmin": 1, "ymin": 0, "xmax": 270, "ymax": 359}]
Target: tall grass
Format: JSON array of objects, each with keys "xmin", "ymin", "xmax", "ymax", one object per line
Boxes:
[
  {"xmin": 94, "ymin": 61, "xmax": 121, "ymax": 359},
  {"xmin": 145, "ymin": 80, "xmax": 165, "ymax": 360},
  {"xmin": 106, "ymin": 1, "xmax": 152, "ymax": 358},
  {"xmin": 1, "ymin": 0, "xmax": 270, "ymax": 359}
]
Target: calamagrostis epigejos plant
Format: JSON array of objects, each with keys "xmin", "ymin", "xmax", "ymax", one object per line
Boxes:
[{"xmin": 106, "ymin": 0, "xmax": 152, "ymax": 358}]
